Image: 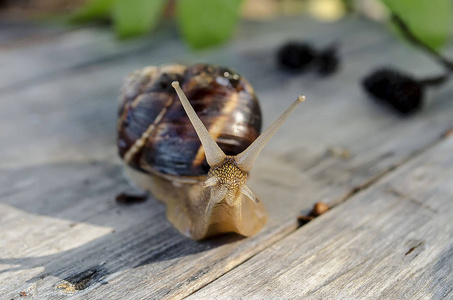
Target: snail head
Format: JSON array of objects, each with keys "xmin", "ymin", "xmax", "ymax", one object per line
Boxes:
[{"xmin": 172, "ymin": 81, "xmax": 305, "ymax": 207}]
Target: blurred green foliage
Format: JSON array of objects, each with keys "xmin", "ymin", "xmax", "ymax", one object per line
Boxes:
[
  {"xmin": 71, "ymin": 0, "xmax": 244, "ymax": 49},
  {"xmin": 176, "ymin": 0, "xmax": 243, "ymax": 49},
  {"xmin": 381, "ymin": 0, "xmax": 452, "ymax": 50},
  {"xmin": 113, "ymin": 0, "xmax": 166, "ymax": 38},
  {"xmin": 71, "ymin": 0, "xmax": 114, "ymax": 23},
  {"xmin": 71, "ymin": 0, "xmax": 451, "ymax": 50}
]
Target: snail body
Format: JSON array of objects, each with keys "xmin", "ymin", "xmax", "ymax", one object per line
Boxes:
[{"xmin": 117, "ymin": 64, "xmax": 304, "ymax": 240}]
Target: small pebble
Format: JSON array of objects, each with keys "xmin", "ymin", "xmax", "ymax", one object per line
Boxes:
[
  {"xmin": 311, "ymin": 202, "xmax": 329, "ymax": 217},
  {"xmin": 443, "ymin": 128, "xmax": 453, "ymax": 138},
  {"xmin": 297, "ymin": 215, "xmax": 314, "ymax": 227},
  {"xmin": 115, "ymin": 192, "xmax": 147, "ymax": 205},
  {"xmin": 297, "ymin": 202, "xmax": 330, "ymax": 227}
]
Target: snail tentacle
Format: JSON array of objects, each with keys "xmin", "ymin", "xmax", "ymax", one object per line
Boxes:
[
  {"xmin": 235, "ymin": 95, "xmax": 306, "ymax": 172},
  {"xmin": 203, "ymin": 176, "xmax": 218, "ymax": 188},
  {"xmin": 240, "ymin": 184, "xmax": 259, "ymax": 203},
  {"xmin": 207, "ymin": 186, "xmax": 228, "ymax": 215},
  {"xmin": 173, "ymin": 81, "xmax": 304, "ymax": 210},
  {"xmin": 172, "ymin": 81, "xmax": 226, "ymax": 168}
]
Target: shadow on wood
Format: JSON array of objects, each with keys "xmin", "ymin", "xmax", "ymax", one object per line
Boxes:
[{"xmin": 0, "ymin": 161, "xmax": 244, "ymax": 294}]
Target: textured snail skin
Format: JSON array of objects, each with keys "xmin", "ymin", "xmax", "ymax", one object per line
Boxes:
[{"xmin": 117, "ymin": 64, "xmax": 267, "ymax": 240}]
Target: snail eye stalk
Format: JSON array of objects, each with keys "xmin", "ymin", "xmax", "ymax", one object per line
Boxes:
[
  {"xmin": 234, "ymin": 95, "xmax": 305, "ymax": 172},
  {"xmin": 172, "ymin": 81, "xmax": 226, "ymax": 168}
]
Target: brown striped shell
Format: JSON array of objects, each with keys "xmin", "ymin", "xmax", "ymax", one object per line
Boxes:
[{"xmin": 117, "ymin": 64, "xmax": 262, "ymax": 178}]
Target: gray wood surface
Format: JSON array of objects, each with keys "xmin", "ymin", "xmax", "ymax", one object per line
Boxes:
[
  {"xmin": 0, "ymin": 21, "xmax": 68, "ymax": 47},
  {"xmin": 0, "ymin": 16, "xmax": 452, "ymax": 299},
  {"xmin": 190, "ymin": 136, "xmax": 453, "ymax": 300}
]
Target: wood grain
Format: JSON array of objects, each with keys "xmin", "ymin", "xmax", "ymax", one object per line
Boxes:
[
  {"xmin": 0, "ymin": 17, "xmax": 371, "ymax": 92},
  {"xmin": 190, "ymin": 136, "xmax": 453, "ymax": 299},
  {"xmin": 0, "ymin": 17, "xmax": 452, "ymax": 299},
  {"xmin": 0, "ymin": 21, "xmax": 69, "ymax": 48}
]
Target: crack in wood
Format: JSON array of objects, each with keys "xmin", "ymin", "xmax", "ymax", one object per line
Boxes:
[
  {"xmin": 55, "ymin": 266, "xmax": 107, "ymax": 294},
  {"xmin": 405, "ymin": 241, "xmax": 425, "ymax": 256},
  {"xmin": 386, "ymin": 187, "xmax": 438, "ymax": 214},
  {"xmin": 324, "ymin": 130, "xmax": 451, "ymax": 211}
]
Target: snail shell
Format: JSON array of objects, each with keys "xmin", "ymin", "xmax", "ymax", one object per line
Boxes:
[
  {"xmin": 118, "ymin": 64, "xmax": 262, "ymax": 177},
  {"xmin": 117, "ymin": 63, "xmax": 304, "ymax": 240}
]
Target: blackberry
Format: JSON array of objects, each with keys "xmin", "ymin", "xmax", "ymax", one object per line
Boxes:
[
  {"xmin": 362, "ymin": 68, "xmax": 423, "ymax": 114},
  {"xmin": 316, "ymin": 45, "xmax": 340, "ymax": 76},
  {"xmin": 277, "ymin": 42, "xmax": 316, "ymax": 72}
]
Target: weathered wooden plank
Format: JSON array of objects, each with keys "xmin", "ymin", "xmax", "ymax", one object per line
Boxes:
[
  {"xmin": 0, "ymin": 18, "xmax": 394, "ymax": 169},
  {"xmin": 190, "ymin": 136, "xmax": 453, "ymax": 300},
  {"xmin": 0, "ymin": 17, "xmax": 370, "ymax": 92},
  {"xmin": 0, "ymin": 18, "xmax": 453, "ymax": 299},
  {"xmin": 0, "ymin": 21, "xmax": 69, "ymax": 47},
  {"xmin": 0, "ymin": 27, "xmax": 155, "ymax": 92}
]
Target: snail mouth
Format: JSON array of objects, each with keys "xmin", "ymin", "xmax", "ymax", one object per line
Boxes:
[{"xmin": 203, "ymin": 156, "xmax": 260, "ymax": 205}]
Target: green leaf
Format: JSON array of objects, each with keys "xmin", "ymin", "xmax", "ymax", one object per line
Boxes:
[
  {"xmin": 113, "ymin": 0, "xmax": 167, "ymax": 38},
  {"xmin": 176, "ymin": 0, "xmax": 244, "ymax": 49},
  {"xmin": 381, "ymin": 0, "xmax": 452, "ymax": 49},
  {"xmin": 70, "ymin": 0, "xmax": 115, "ymax": 23}
]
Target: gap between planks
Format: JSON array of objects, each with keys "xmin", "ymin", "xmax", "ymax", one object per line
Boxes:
[{"xmin": 331, "ymin": 127, "xmax": 452, "ymax": 208}]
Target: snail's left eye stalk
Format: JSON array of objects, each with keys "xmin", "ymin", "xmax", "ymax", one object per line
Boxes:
[{"xmin": 172, "ymin": 81, "xmax": 226, "ymax": 168}]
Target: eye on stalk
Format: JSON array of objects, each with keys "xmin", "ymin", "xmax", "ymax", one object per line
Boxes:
[
  {"xmin": 172, "ymin": 80, "xmax": 305, "ymax": 206},
  {"xmin": 172, "ymin": 81, "xmax": 226, "ymax": 168},
  {"xmin": 234, "ymin": 95, "xmax": 305, "ymax": 172}
]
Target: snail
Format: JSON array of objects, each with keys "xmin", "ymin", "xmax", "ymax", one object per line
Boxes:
[{"xmin": 117, "ymin": 64, "xmax": 304, "ymax": 240}]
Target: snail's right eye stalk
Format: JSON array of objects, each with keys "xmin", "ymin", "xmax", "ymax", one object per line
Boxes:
[{"xmin": 234, "ymin": 95, "xmax": 305, "ymax": 172}]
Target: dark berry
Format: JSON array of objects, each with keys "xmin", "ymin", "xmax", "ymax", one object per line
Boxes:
[
  {"xmin": 362, "ymin": 68, "xmax": 423, "ymax": 114},
  {"xmin": 277, "ymin": 42, "xmax": 316, "ymax": 72},
  {"xmin": 316, "ymin": 45, "xmax": 339, "ymax": 76}
]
